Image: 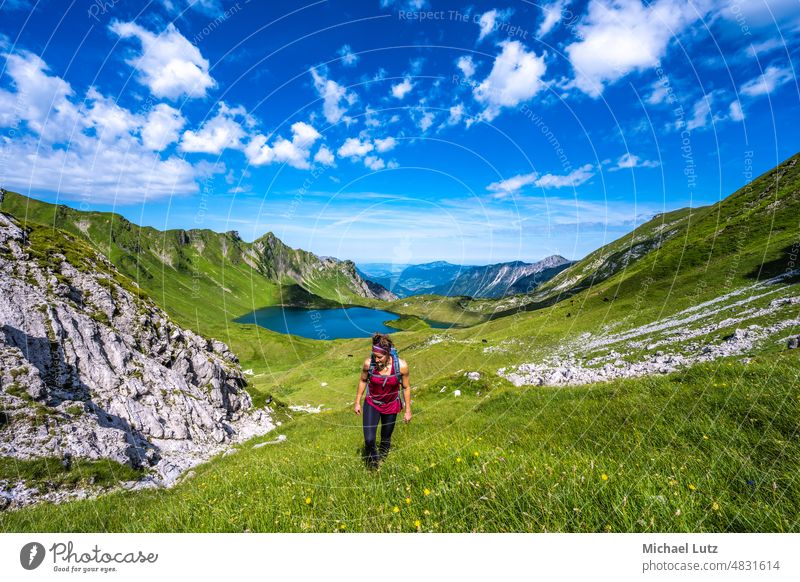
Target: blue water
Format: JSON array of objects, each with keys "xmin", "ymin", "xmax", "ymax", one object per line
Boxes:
[{"xmin": 235, "ymin": 306, "xmax": 451, "ymax": 340}]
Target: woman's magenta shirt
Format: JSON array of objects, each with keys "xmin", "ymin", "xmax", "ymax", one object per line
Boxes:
[{"xmin": 366, "ymin": 357, "xmax": 403, "ymax": 414}]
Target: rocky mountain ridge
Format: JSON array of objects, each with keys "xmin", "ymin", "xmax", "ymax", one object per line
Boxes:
[
  {"xmin": 429, "ymin": 256, "xmax": 573, "ymax": 298},
  {"xmin": 0, "ymin": 209, "xmax": 276, "ymax": 496}
]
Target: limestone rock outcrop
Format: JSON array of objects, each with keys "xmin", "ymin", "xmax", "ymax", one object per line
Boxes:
[{"xmin": 0, "ymin": 212, "xmax": 274, "ymax": 486}]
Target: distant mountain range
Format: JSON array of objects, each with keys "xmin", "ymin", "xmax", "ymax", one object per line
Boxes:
[{"xmin": 358, "ymin": 256, "xmax": 573, "ymax": 299}]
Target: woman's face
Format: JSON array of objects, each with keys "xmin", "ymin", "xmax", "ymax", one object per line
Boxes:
[{"xmin": 374, "ymin": 351, "xmax": 389, "ymax": 366}]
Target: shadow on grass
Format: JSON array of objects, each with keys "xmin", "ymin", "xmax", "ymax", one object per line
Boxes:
[{"xmin": 745, "ymin": 245, "xmax": 800, "ymax": 283}]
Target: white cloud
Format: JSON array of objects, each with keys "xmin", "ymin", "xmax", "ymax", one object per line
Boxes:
[
  {"xmin": 364, "ymin": 155, "xmax": 385, "ymax": 171},
  {"xmin": 381, "ymin": 0, "xmax": 428, "ymax": 8},
  {"xmin": 565, "ymin": 0, "xmax": 711, "ymax": 98},
  {"xmin": 0, "ymin": 50, "xmax": 203, "ymax": 203},
  {"xmin": 160, "ymin": 0, "xmax": 223, "ymax": 15},
  {"xmin": 374, "ymin": 137, "xmax": 397, "ymax": 152},
  {"xmin": 477, "ymin": 9, "xmax": 514, "ymax": 42},
  {"xmin": 180, "ymin": 102, "xmax": 248, "ymax": 153},
  {"xmin": 1, "ymin": 136, "xmax": 199, "ymax": 203},
  {"xmin": 338, "ymin": 44, "xmax": 359, "ymax": 66},
  {"xmin": 0, "ymin": 50, "xmax": 79, "ymax": 142},
  {"xmin": 0, "ymin": 91, "xmax": 14, "ymax": 127},
  {"xmin": 477, "ymin": 10, "xmax": 498, "ymax": 41},
  {"xmin": 609, "ymin": 153, "xmax": 660, "ymax": 171},
  {"xmin": 535, "ymin": 164, "xmax": 595, "ymax": 188},
  {"xmin": 314, "ymin": 145, "xmax": 336, "ymax": 166},
  {"xmin": 111, "ymin": 21, "xmax": 215, "ymax": 100},
  {"xmin": 244, "ymin": 121, "xmax": 322, "ymax": 170},
  {"xmin": 337, "ymin": 137, "xmax": 374, "ymax": 158},
  {"xmin": 446, "ymin": 103, "xmax": 465, "ymax": 125},
  {"xmin": 456, "ymin": 55, "xmax": 476, "ymax": 79},
  {"xmin": 474, "ymin": 40, "xmax": 547, "ymax": 120},
  {"xmin": 141, "ymin": 103, "xmax": 185, "ymax": 151},
  {"xmin": 84, "ymin": 87, "xmax": 142, "ymax": 142},
  {"xmin": 646, "ymin": 79, "xmax": 670, "ymax": 105},
  {"xmin": 516, "ymin": 195, "xmax": 660, "ymax": 227},
  {"xmin": 686, "ymin": 94, "xmax": 713, "ymax": 131},
  {"xmin": 271, "ymin": 138, "xmax": 310, "ymax": 169},
  {"xmin": 391, "ymin": 77, "xmax": 414, "ymax": 99},
  {"xmin": 538, "ymin": 0, "xmax": 570, "ymax": 37},
  {"xmin": 488, "ymin": 164, "xmax": 595, "ymax": 196},
  {"xmin": 487, "ymin": 173, "xmax": 539, "ymax": 195},
  {"xmin": 748, "ymin": 38, "xmax": 785, "ymax": 56},
  {"xmin": 740, "ymin": 65, "xmax": 793, "ymax": 98},
  {"xmin": 364, "ymin": 106, "xmax": 382, "ymax": 128},
  {"xmin": 729, "ymin": 100, "xmax": 744, "ymax": 121},
  {"xmin": 411, "ymin": 109, "xmax": 435, "ymax": 132},
  {"xmin": 679, "ymin": 89, "xmax": 745, "ymax": 130},
  {"xmin": 310, "ymin": 67, "xmax": 355, "ymax": 124},
  {"xmin": 290, "ymin": 121, "xmax": 321, "ymax": 146}
]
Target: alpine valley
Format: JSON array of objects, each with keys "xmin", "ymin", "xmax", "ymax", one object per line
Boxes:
[{"xmin": 1, "ymin": 153, "xmax": 799, "ymax": 532}]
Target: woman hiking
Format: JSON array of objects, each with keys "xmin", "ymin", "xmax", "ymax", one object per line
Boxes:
[{"xmin": 354, "ymin": 333, "xmax": 412, "ymax": 469}]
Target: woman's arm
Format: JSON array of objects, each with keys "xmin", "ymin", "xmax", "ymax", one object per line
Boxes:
[
  {"xmin": 354, "ymin": 358, "xmax": 370, "ymax": 415},
  {"xmin": 401, "ymin": 359, "xmax": 412, "ymax": 423}
]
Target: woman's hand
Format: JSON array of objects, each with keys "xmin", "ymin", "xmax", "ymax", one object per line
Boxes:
[
  {"xmin": 403, "ymin": 410, "xmax": 412, "ymax": 424},
  {"xmin": 354, "ymin": 402, "xmax": 361, "ymax": 415}
]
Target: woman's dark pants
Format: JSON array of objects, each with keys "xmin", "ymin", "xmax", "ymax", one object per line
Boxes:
[{"xmin": 362, "ymin": 402, "xmax": 397, "ymax": 467}]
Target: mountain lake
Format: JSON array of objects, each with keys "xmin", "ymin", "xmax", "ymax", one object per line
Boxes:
[{"xmin": 235, "ymin": 306, "xmax": 452, "ymax": 339}]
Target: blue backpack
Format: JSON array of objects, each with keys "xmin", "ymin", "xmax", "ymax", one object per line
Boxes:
[{"xmin": 366, "ymin": 347, "xmax": 405, "ymax": 408}]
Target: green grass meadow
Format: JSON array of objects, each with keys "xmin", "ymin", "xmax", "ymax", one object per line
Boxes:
[{"xmin": 3, "ymin": 352, "xmax": 798, "ymax": 532}]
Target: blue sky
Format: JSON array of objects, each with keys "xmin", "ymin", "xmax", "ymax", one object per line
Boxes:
[{"xmin": 0, "ymin": 0, "xmax": 798, "ymax": 264}]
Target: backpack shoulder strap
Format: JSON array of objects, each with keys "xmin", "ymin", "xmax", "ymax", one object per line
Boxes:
[
  {"xmin": 391, "ymin": 349, "xmax": 402, "ymax": 379},
  {"xmin": 365, "ymin": 355, "xmax": 375, "ymax": 398},
  {"xmin": 391, "ymin": 348, "xmax": 405, "ymax": 408}
]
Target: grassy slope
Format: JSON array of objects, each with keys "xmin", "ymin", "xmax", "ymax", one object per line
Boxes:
[{"xmin": 2, "ymin": 352, "xmax": 797, "ymax": 532}]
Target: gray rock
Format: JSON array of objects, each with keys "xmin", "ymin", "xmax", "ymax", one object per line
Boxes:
[{"xmin": 0, "ymin": 212, "xmax": 277, "ymax": 497}]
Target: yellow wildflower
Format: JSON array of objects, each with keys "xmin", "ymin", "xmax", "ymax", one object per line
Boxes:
[
  {"xmin": 456, "ymin": 457, "xmax": 462, "ymax": 463},
  {"xmin": 601, "ymin": 473, "xmax": 608, "ymax": 481},
  {"xmin": 414, "ymin": 520, "xmax": 421, "ymax": 528},
  {"xmin": 405, "ymin": 497, "xmax": 411, "ymax": 504},
  {"xmin": 424, "ymin": 488, "xmax": 431, "ymax": 496},
  {"xmin": 393, "ymin": 506, "xmax": 400, "ymax": 513},
  {"xmin": 688, "ymin": 484, "xmax": 696, "ymax": 491},
  {"xmin": 305, "ymin": 497, "xmax": 312, "ymax": 505},
  {"xmin": 712, "ymin": 502, "xmax": 719, "ymax": 511}
]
